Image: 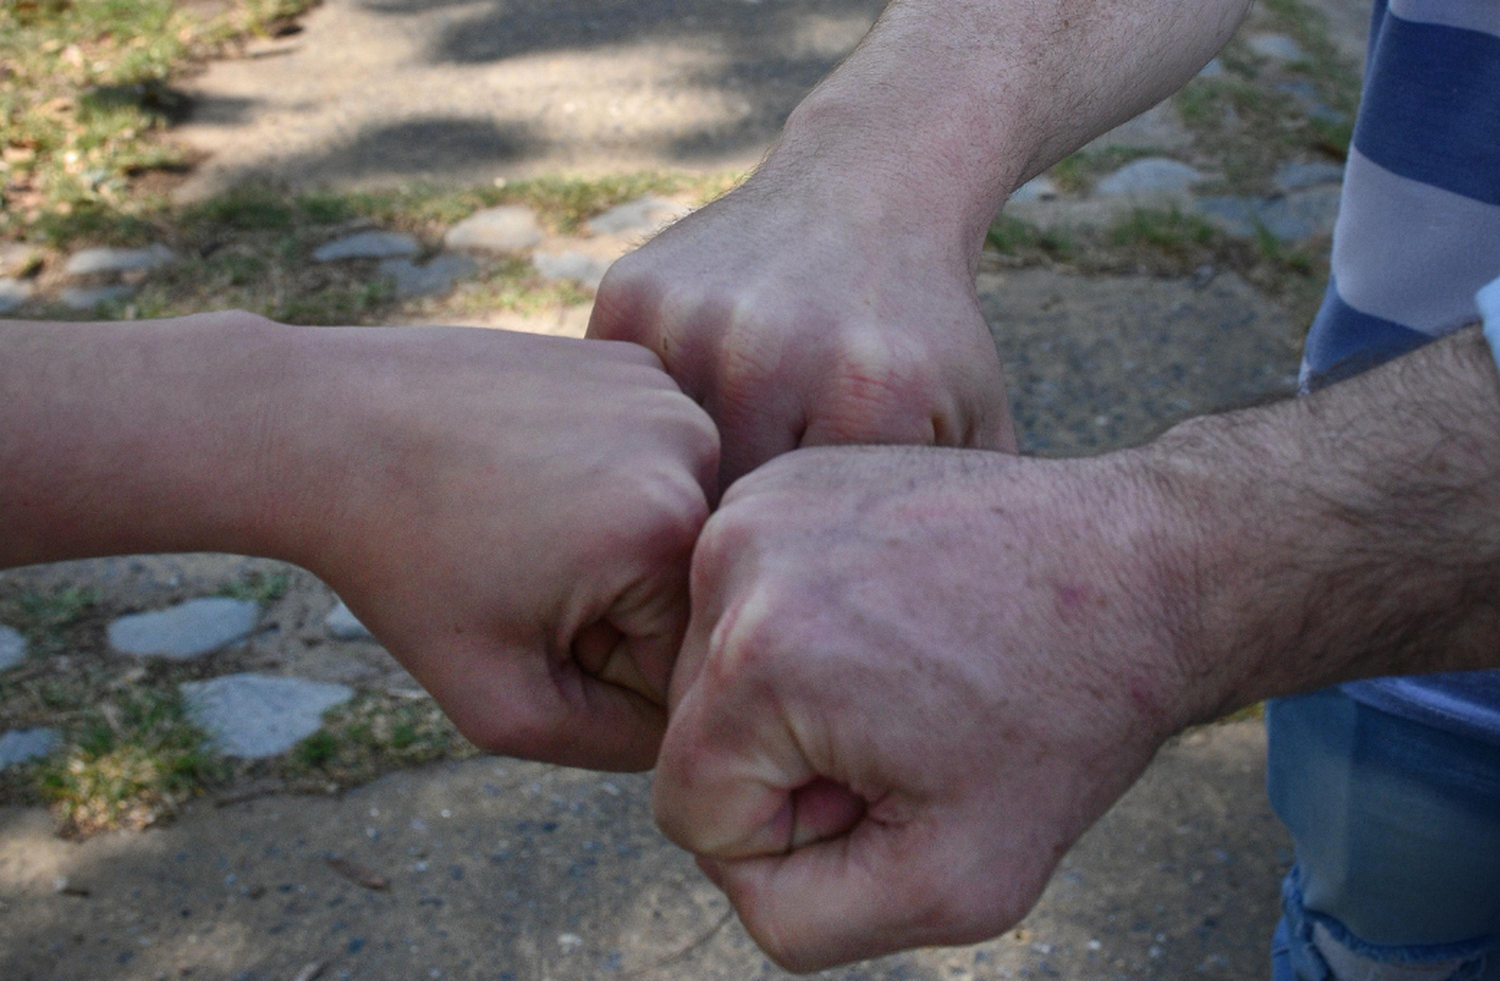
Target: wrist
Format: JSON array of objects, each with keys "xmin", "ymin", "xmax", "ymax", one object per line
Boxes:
[
  {"xmin": 1130, "ymin": 418, "xmax": 1295, "ymax": 723},
  {"xmin": 760, "ymin": 86, "xmax": 1020, "ymax": 268}
]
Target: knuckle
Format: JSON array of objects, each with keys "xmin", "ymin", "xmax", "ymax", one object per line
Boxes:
[
  {"xmin": 689, "ymin": 507, "xmax": 753, "ymax": 592},
  {"xmin": 834, "ymin": 328, "xmax": 932, "ymax": 394},
  {"xmin": 714, "ymin": 309, "xmax": 786, "ymax": 410},
  {"xmin": 809, "ymin": 329, "xmax": 944, "ymax": 443},
  {"xmin": 702, "ymin": 583, "xmax": 783, "ymax": 688},
  {"xmin": 650, "ymin": 739, "xmax": 709, "ymax": 846},
  {"xmin": 627, "ymin": 466, "xmax": 711, "ymax": 552},
  {"xmin": 658, "ymin": 389, "xmax": 722, "ymax": 466},
  {"xmin": 589, "ymin": 255, "xmax": 666, "ymax": 344}
]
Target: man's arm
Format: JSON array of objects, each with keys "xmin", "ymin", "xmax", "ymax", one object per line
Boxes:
[
  {"xmin": 653, "ymin": 326, "xmax": 1500, "ymax": 970},
  {"xmin": 590, "ymin": 0, "xmax": 1250, "ymax": 481},
  {"xmin": 2, "ymin": 313, "xmax": 719, "ymax": 770},
  {"xmin": 1157, "ymin": 325, "xmax": 1500, "ymax": 708}
]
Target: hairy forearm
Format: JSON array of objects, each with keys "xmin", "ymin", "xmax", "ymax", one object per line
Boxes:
[
  {"xmin": 1145, "ymin": 327, "xmax": 1500, "ymax": 718},
  {"xmin": 0, "ymin": 312, "xmax": 312, "ymax": 568},
  {"xmin": 756, "ymin": 0, "xmax": 1249, "ymax": 258}
]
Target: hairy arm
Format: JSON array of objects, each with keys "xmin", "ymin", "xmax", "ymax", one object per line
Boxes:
[
  {"xmin": 764, "ymin": 0, "xmax": 1251, "ymax": 256},
  {"xmin": 591, "ymin": 0, "xmax": 1251, "ymax": 480},
  {"xmin": 654, "ymin": 326, "xmax": 1500, "ymax": 969},
  {"xmin": 1157, "ymin": 324, "xmax": 1500, "ymax": 715},
  {"xmin": 1, "ymin": 313, "xmax": 719, "ymax": 770}
]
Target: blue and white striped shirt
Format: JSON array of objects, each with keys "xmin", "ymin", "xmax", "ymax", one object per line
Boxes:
[{"xmin": 1302, "ymin": 0, "xmax": 1500, "ymax": 745}]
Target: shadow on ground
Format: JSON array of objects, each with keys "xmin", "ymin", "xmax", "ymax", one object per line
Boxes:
[{"xmin": 172, "ymin": 0, "xmax": 887, "ymax": 195}]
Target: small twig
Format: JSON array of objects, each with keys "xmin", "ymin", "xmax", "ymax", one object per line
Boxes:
[
  {"xmin": 289, "ymin": 960, "xmax": 325, "ymax": 981},
  {"xmin": 621, "ymin": 908, "xmax": 734, "ymax": 979},
  {"xmin": 325, "ymin": 856, "xmax": 389, "ymax": 891},
  {"xmin": 212, "ymin": 780, "xmax": 287, "ymax": 808}
]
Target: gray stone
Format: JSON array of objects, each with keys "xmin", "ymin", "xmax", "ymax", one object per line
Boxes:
[
  {"xmin": 1087, "ymin": 100, "xmax": 1193, "ymax": 152},
  {"xmin": 1010, "ymin": 175, "xmax": 1059, "ymax": 203},
  {"xmin": 1274, "ymin": 161, "xmax": 1345, "ymax": 193},
  {"xmin": 583, "ymin": 195, "xmax": 690, "ymax": 237},
  {"xmin": 1095, "ymin": 158, "xmax": 1205, "ymax": 198},
  {"xmin": 0, "ymin": 625, "xmax": 27, "ymax": 671},
  {"xmin": 0, "ymin": 728, "xmax": 59, "ymax": 769},
  {"xmin": 0, "ymin": 277, "xmax": 33, "ymax": 314},
  {"xmin": 444, "ymin": 206, "xmax": 544, "ymax": 252},
  {"xmin": 180, "ymin": 673, "xmax": 353, "ymax": 759},
  {"xmin": 324, "ymin": 601, "xmax": 374, "ymax": 641},
  {"xmin": 312, "ymin": 230, "xmax": 421, "ymax": 262},
  {"xmin": 107, "ymin": 597, "xmax": 260, "ymax": 659},
  {"xmin": 1196, "ymin": 186, "xmax": 1342, "ymax": 241},
  {"xmin": 60, "ymin": 284, "xmax": 135, "ymax": 310},
  {"xmin": 532, "ymin": 251, "xmax": 611, "ymax": 290},
  {"xmin": 63, "ymin": 243, "xmax": 176, "ymax": 278},
  {"xmin": 1277, "ymin": 81, "xmax": 1347, "ymax": 124},
  {"xmin": 1248, "ymin": 33, "xmax": 1306, "ymax": 63},
  {"xmin": 378, "ymin": 252, "xmax": 479, "ymax": 297}
]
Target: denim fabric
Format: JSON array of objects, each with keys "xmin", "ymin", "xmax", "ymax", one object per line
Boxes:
[{"xmin": 1266, "ymin": 689, "xmax": 1500, "ymax": 981}]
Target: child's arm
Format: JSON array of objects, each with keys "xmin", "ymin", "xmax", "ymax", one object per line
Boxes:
[{"xmin": 1, "ymin": 312, "xmax": 719, "ymax": 770}]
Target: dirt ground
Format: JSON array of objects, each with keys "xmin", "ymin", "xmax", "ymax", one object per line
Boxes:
[
  {"xmin": 170, "ymin": 0, "xmax": 1372, "ymax": 198},
  {"xmin": 1, "ymin": 722, "xmax": 1285, "ymax": 981}
]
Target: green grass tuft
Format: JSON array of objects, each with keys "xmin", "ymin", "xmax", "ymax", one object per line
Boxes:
[
  {"xmin": 283, "ymin": 692, "xmax": 473, "ymax": 785},
  {"xmin": 36, "ymin": 687, "xmax": 225, "ymax": 836},
  {"xmin": 0, "ymin": 587, "xmax": 97, "ymax": 660},
  {"xmin": 1107, "ymin": 206, "xmax": 1219, "ymax": 256},
  {"xmin": 1, "ymin": 0, "xmax": 319, "ymax": 239},
  {"xmin": 216, "ymin": 571, "xmax": 291, "ymax": 606}
]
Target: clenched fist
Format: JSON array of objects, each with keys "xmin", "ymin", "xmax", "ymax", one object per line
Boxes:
[
  {"xmin": 653, "ymin": 445, "xmax": 1201, "ymax": 968},
  {"xmin": 589, "ymin": 171, "xmax": 1016, "ymax": 484},
  {"xmin": 294, "ymin": 327, "xmax": 721, "ymax": 771},
  {"xmin": 0, "ymin": 316, "xmax": 720, "ymax": 772}
]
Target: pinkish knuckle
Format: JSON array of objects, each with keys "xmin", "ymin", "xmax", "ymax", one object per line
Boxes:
[
  {"xmin": 618, "ymin": 468, "xmax": 708, "ymax": 557},
  {"xmin": 691, "ymin": 508, "xmax": 751, "ymax": 581}
]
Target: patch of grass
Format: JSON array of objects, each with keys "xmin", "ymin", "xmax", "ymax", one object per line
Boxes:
[
  {"xmin": 985, "ymin": 216, "xmax": 1076, "ymax": 262},
  {"xmin": 449, "ymin": 255, "xmax": 593, "ymax": 315},
  {"xmin": 216, "ymin": 571, "xmax": 290, "ymax": 606},
  {"xmin": 983, "ymin": 202, "xmax": 1330, "ymax": 325},
  {"xmin": 1107, "ymin": 206, "xmax": 1218, "ymax": 258},
  {"xmin": 1048, "ymin": 146, "xmax": 1160, "ymax": 194},
  {"xmin": 294, "ymin": 730, "xmax": 338, "ymax": 768},
  {"xmin": 315, "ymin": 171, "xmax": 735, "ymax": 237},
  {"xmin": 36, "ymin": 170, "xmax": 737, "ymax": 325},
  {"xmin": 184, "ymin": 184, "xmax": 298, "ymax": 232},
  {"xmin": 1172, "ymin": 0, "xmax": 1360, "ymax": 193},
  {"xmin": 273, "ymin": 278, "xmax": 396, "ymax": 325},
  {"xmin": 0, "ymin": 587, "xmax": 97, "ymax": 659},
  {"xmin": 35, "ymin": 686, "xmax": 225, "ymax": 836},
  {"xmin": 283, "ymin": 691, "xmax": 474, "ymax": 787},
  {"xmin": 1, "ymin": 0, "xmax": 318, "ymax": 241}
]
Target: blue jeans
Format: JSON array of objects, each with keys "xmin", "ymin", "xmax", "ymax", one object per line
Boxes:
[{"xmin": 1266, "ymin": 689, "xmax": 1500, "ymax": 981}]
